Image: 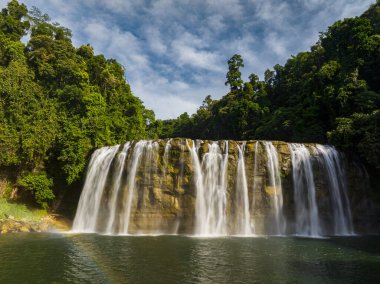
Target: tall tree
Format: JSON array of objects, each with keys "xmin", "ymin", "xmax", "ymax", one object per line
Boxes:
[{"xmin": 225, "ymin": 54, "xmax": 244, "ymax": 91}]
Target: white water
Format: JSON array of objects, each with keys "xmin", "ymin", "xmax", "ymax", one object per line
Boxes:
[
  {"xmin": 289, "ymin": 143, "xmax": 320, "ymax": 236},
  {"xmin": 190, "ymin": 141, "xmax": 228, "ymax": 236},
  {"xmin": 120, "ymin": 140, "xmax": 147, "ymax": 234},
  {"xmin": 316, "ymin": 145, "xmax": 354, "ymax": 235},
  {"xmin": 251, "ymin": 141, "xmax": 259, "ymax": 230},
  {"xmin": 161, "ymin": 139, "xmax": 172, "ymax": 189},
  {"xmin": 236, "ymin": 142, "xmax": 252, "ymax": 235},
  {"xmin": 263, "ymin": 141, "xmax": 286, "ymax": 235},
  {"xmin": 72, "ymin": 145, "xmax": 119, "ymax": 232},
  {"xmin": 72, "ymin": 139, "xmax": 356, "ymax": 237},
  {"xmin": 179, "ymin": 139, "xmax": 185, "ymax": 191},
  {"xmin": 104, "ymin": 143, "xmax": 130, "ymax": 234}
]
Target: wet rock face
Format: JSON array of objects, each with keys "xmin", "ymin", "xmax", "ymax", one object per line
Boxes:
[{"xmin": 73, "ymin": 139, "xmax": 372, "ymax": 236}]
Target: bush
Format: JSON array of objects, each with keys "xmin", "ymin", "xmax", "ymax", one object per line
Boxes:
[{"xmin": 18, "ymin": 172, "xmax": 54, "ymax": 209}]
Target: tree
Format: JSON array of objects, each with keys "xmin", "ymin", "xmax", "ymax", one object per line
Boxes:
[
  {"xmin": 225, "ymin": 54, "xmax": 244, "ymax": 91},
  {"xmin": 158, "ymin": 1, "xmax": 380, "ymax": 175},
  {"xmin": 0, "ymin": 0, "xmax": 29, "ymax": 41},
  {"xmin": 0, "ymin": 1, "xmax": 157, "ymax": 207},
  {"xmin": 18, "ymin": 172, "xmax": 54, "ymax": 209}
]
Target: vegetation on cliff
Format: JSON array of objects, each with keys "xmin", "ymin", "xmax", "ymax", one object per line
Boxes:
[
  {"xmin": 0, "ymin": 0, "xmax": 156, "ymax": 208},
  {"xmin": 159, "ymin": 1, "xmax": 380, "ymax": 176}
]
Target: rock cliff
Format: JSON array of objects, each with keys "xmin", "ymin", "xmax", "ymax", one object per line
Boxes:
[{"xmin": 72, "ymin": 139, "xmax": 373, "ymax": 236}]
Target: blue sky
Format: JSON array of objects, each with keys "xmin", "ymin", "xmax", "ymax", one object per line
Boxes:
[{"xmin": 0, "ymin": 0, "xmax": 374, "ymax": 119}]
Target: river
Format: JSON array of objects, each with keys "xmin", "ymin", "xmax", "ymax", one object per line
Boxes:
[{"xmin": 1, "ymin": 233, "xmax": 379, "ymax": 283}]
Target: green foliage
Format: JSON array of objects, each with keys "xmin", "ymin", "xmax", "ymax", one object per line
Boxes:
[
  {"xmin": 18, "ymin": 172, "xmax": 54, "ymax": 209},
  {"xmin": 0, "ymin": 1, "xmax": 155, "ymax": 207},
  {"xmin": 0, "ymin": 0, "xmax": 379, "ymax": 204},
  {"xmin": 225, "ymin": 54, "xmax": 244, "ymax": 91},
  {"xmin": 329, "ymin": 110, "xmax": 380, "ymax": 169},
  {"xmin": 0, "ymin": 198, "xmax": 47, "ymax": 221},
  {"xmin": 0, "ymin": 180, "xmax": 13, "ymax": 199},
  {"xmin": 160, "ymin": 1, "xmax": 380, "ymax": 175},
  {"xmin": 0, "ymin": 0, "xmax": 29, "ymax": 41}
]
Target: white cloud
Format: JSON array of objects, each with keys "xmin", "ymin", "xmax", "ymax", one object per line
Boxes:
[
  {"xmin": 206, "ymin": 15, "xmax": 226, "ymax": 32},
  {"xmin": 338, "ymin": 0, "xmax": 373, "ymax": 19},
  {"xmin": 170, "ymin": 31, "xmax": 223, "ymax": 72},
  {"xmin": 254, "ymin": 0, "xmax": 290, "ymax": 25},
  {"xmin": 173, "ymin": 44, "xmax": 222, "ymax": 72},
  {"xmin": 134, "ymin": 75, "xmax": 229, "ymax": 119},
  {"xmin": 83, "ymin": 20, "xmax": 151, "ymax": 71},
  {"xmin": 100, "ymin": 0, "xmax": 136, "ymax": 12},
  {"xmin": 138, "ymin": 93, "xmax": 199, "ymax": 119},
  {"xmin": 83, "ymin": 22, "xmax": 110, "ymax": 48},
  {"xmin": 205, "ymin": 0, "xmax": 243, "ymax": 18},
  {"xmin": 264, "ymin": 32, "xmax": 289, "ymax": 58},
  {"xmin": 144, "ymin": 26, "xmax": 168, "ymax": 55},
  {"xmin": 300, "ymin": 0, "xmax": 327, "ymax": 10},
  {"xmin": 0, "ymin": 0, "xmax": 375, "ymax": 119}
]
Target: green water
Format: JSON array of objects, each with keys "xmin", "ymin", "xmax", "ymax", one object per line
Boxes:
[{"xmin": 0, "ymin": 234, "xmax": 379, "ymax": 283}]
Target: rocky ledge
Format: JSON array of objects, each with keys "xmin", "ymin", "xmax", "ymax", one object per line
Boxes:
[{"xmin": 0, "ymin": 214, "xmax": 71, "ymax": 234}]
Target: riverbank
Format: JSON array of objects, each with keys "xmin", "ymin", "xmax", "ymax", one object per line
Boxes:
[{"xmin": 0, "ymin": 198, "xmax": 71, "ymax": 234}]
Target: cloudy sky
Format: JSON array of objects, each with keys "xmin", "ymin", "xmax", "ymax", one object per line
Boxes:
[{"xmin": 0, "ymin": 0, "xmax": 374, "ymax": 118}]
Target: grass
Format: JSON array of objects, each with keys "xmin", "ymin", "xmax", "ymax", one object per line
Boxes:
[{"xmin": 0, "ymin": 198, "xmax": 47, "ymax": 222}]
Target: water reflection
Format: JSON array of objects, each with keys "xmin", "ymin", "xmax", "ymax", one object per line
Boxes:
[{"xmin": 0, "ymin": 234, "xmax": 379, "ymax": 283}]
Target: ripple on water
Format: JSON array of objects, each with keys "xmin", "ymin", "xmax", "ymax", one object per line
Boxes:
[{"xmin": 0, "ymin": 234, "xmax": 379, "ymax": 283}]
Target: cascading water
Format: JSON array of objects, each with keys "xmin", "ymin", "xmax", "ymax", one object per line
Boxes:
[
  {"xmin": 235, "ymin": 142, "xmax": 252, "ymax": 235},
  {"xmin": 315, "ymin": 145, "xmax": 354, "ymax": 235},
  {"xmin": 72, "ymin": 145, "xmax": 119, "ymax": 232},
  {"xmin": 104, "ymin": 142, "xmax": 130, "ymax": 234},
  {"xmin": 289, "ymin": 143, "xmax": 320, "ymax": 237},
  {"xmin": 263, "ymin": 141, "xmax": 286, "ymax": 235},
  {"xmin": 72, "ymin": 139, "xmax": 358, "ymax": 237},
  {"xmin": 178, "ymin": 139, "xmax": 185, "ymax": 192},
  {"xmin": 251, "ymin": 141, "xmax": 259, "ymax": 217},
  {"xmin": 161, "ymin": 139, "xmax": 172, "ymax": 189},
  {"xmin": 120, "ymin": 140, "xmax": 147, "ymax": 234},
  {"xmin": 190, "ymin": 141, "xmax": 228, "ymax": 236}
]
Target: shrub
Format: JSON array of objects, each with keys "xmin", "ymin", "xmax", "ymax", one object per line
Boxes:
[{"xmin": 18, "ymin": 172, "xmax": 54, "ymax": 209}]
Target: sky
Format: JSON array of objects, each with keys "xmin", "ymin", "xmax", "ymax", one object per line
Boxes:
[{"xmin": 0, "ymin": 0, "xmax": 375, "ymax": 119}]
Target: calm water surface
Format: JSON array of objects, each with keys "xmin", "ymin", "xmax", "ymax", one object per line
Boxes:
[{"xmin": 0, "ymin": 233, "xmax": 379, "ymax": 283}]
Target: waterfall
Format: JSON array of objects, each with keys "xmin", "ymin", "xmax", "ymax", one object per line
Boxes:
[
  {"xmin": 161, "ymin": 139, "xmax": 172, "ymax": 189},
  {"xmin": 190, "ymin": 141, "xmax": 228, "ymax": 236},
  {"xmin": 72, "ymin": 139, "xmax": 358, "ymax": 237},
  {"xmin": 289, "ymin": 143, "xmax": 320, "ymax": 237},
  {"xmin": 235, "ymin": 142, "xmax": 252, "ymax": 235},
  {"xmin": 315, "ymin": 145, "xmax": 354, "ymax": 235},
  {"xmin": 263, "ymin": 141, "xmax": 286, "ymax": 235},
  {"xmin": 220, "ymin": 141, "xmax": 229, "ymax": 233},
  {"xmin": 72, "ymin": 145, "xmax": 119, "ymax": 232},
  {"xmin": 120, "ymin": 140, "xmax": 147, "ymax": 234},
  {"xmin": 188, "ymin": 140, "xmax": 205, "ymax": 234},
  {"xmin": 251, "ymin": 141, "xmax": 259, "ymax": 233},
  {"xmin": 179, "ymin": 139, "xmax": 185, "ymax": 192},
  {"xmin": 104, "ymin": 143, "xmax": 130, "ymax": 234}
]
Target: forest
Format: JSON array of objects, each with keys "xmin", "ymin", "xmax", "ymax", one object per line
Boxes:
[
  {"xmin": 0, "ymin": 0, "xmax": 156, "ymax": 208},
  {"xmin": 0, "ymin": 0, "xmax": 379, "ymax": 209},
  {"xmin": 159, "ymin": 1, "xmax": 380, "ymax": 182}
]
